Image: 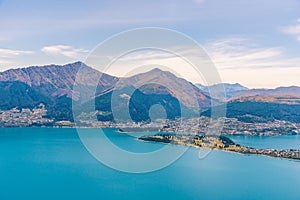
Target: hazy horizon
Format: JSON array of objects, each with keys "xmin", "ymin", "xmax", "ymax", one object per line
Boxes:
[{"xmin": 1, "ymin": 60, "xmax": 300, "ymax": 90}]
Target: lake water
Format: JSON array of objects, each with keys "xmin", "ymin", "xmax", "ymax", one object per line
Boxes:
[{"xmin": 0, "ymin": 128, "xmax": 300, "ymax": 200}]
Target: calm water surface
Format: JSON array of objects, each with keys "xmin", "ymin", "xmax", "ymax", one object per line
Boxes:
[{"xmin": 0, "ymin": 128, "xmax": 299, "ymax": 200}]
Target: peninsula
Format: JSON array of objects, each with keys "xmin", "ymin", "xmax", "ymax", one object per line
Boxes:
[{"xmin": 139, "ymin": 134, "xmax": 300, "ymax": 160}]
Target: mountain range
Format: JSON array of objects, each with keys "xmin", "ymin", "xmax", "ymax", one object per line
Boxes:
[
  {"xmin": 1, "ymin": 61, "xmax": 300, "ymax": 123},
  {"xmin": 0, "ymin": 62, "xmax": 211, "ymax": 122}
]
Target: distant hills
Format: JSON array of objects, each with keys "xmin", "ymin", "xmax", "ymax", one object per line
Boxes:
[
  {"xmin": 195, "ymin": 83, "xmax": 249, "ymax": 100},
  {"xmin": 201, "ymin": 85, "xmax": 300, "ymax": 123},
  {"xmin": 202, "ymin": 101, "xmax": 300, "ymax": 123},
  {"xmin": 2, "ymin": 61, "xmax": 300, "ymax": 123},
  {"xmin": 229, "ymin": 86, "xmax": 300, "ymax": 104},
  {"xmin": 230, "ymin": 86, "xmax": 300, "ymax": 98}
]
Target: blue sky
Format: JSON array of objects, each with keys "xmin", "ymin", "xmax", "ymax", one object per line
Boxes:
[{"xmin": 0, "ymin": 0, "xmax": 300, "ymax": 88}]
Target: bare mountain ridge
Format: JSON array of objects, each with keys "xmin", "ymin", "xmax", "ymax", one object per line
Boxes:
[
  {"xmin": 0, "ymin": 62, "xmax": 212, "ymax": 109},
  {"xmin": 0, "ymin": 62, "xmax": 118, "ymax": 99},
  {"xmin": 232, "ymin": 86, "xmax": 300, "ymax": 98},
  {"xmin": 2, "ymin": 62, "xmax": 300, "ymax": 106},
  {"xmin": 196, "ymin": 83, "xmax": 300, "ymax": 104},
  {"xmin": 230, "ymin": 86, "xmax": 300, "ymax": 104}
]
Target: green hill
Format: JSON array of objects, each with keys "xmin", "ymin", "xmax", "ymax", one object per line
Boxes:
[{"xmin": 202, "ymin": 101, "xmax": 300, "ymax": 123}]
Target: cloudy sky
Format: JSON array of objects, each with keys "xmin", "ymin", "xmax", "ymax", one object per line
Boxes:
[{"xmin": 0, "ymin": 0, "xmax": 300, "ymax": 88}]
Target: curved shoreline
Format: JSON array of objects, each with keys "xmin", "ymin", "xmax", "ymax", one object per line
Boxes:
[{"xmin": 138, "ymin": 133, "xmax": 300, "ymax": 161}]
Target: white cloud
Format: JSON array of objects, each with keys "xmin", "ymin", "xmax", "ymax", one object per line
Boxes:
[
  {"xmin": 36, "ymin": 35, "xmax": 299, "ymax": 88},
  {"xmin": 86, "ymin": 46, "xmax": 212, "ymax": 85},
  {"xmin": 41, "ymin": 45, "xmax": 88, "ymax": 58},
  {"xmin": 281, "ymin": 19, "xmax": 300, "ymax": 41},
  {"xmin": 204, "ymin": 37, "xmax": 300, "ymax": 69},
  {"xmin": 0, "ymin": 48, "xmax": 33, "ymax": 58},
  {"xmin": 90, "ymin": 36, "xmax": 300, "ymax": 88},
  {"xmin": 201, "ymin": 37, "xmax": 300, "ymax": 88},
  {"xmin": 0, "ymin": 48, "xmax": 33, "ymax": 66}
]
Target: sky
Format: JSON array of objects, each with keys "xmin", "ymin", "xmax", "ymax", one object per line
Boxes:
[{"xmin": 0, "ymin": 0, "xmax": 300, "ymax": 88}]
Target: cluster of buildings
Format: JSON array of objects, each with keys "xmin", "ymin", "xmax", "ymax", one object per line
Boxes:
[
  {"xmin": 160, "ymin": 116, "xmax": 300, "ymax": 136},
  {"xmin": 140, "ymin": 133, "xmax": 300, "ymax": 160},
  {"xmin": 221, "ymin": 117, "xmax": 299, "ymax": 136},
  {"xmin": 229, "ymin": 145, "xmax": 300, "ymax": 160},
  {"xmin": 0, "ymin": 104, "xmax": 53, "ymax": 127},
  {"xmin": 1, "ymin": 106, "xmax": 300, "ymax": 137},
  {"xmin": 77, "ymin": 119, "xmax": 163, "ymax": 130},
  {"xmin": 76, "ymin": 115, "xmax": 300, "ymax": 136}
]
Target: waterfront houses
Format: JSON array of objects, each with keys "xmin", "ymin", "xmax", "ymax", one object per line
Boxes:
[{"xmin": 0, "ymin": 105, "xmax": 53, "ymax": 127}]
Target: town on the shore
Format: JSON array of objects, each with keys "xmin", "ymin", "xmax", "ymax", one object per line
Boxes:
[
  {"xmin": 2, "ymin": 106, "xmax": 300, "ymax": 160},
  {"xmin": 1, "ymin": 106, "xmax": 300, "ymax": 137}
]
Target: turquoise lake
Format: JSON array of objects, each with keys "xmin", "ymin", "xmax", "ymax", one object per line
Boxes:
[{"xmin": 0, "ymin": 128, "xmax": 300, "ymax": 200}]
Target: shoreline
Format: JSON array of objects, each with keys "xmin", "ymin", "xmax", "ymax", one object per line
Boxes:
[
  {"xmin": 138, "ymin": 134, "xmax": 300, "ymax": 161},
  {"xmin": 1, "ymin": 126, "xmax": 299, "ymax": 137}
]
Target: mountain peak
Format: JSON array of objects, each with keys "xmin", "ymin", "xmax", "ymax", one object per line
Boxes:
[
  {"xmin": 116, "ymin": 68, "xmax": 211, "ymax": 108},
  {"xmin": 148, "ymin": 68, "xmax": 169, "ymax": 74},
  {"xmin": 62, "ymin": 61, "xmax": 87, "ymax": 68},
  {"xmin": 144, "ymin": 68, "xmax": 182, "ymax": 80},
  {"xmin": 149, "ymin": 67, "xmax": 163, "ymax": 72},
  {"xmin": 69, "ymin": 61, "xmax": 85, "ymax": 65},
  {"xmin": 138, "ymin": 68, "xmax": 172, "ymax": 76}
]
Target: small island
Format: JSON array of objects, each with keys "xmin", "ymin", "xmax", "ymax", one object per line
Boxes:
[{"xmin": 139, "ymin": 134, "xmax": 300, "ymax": 160}]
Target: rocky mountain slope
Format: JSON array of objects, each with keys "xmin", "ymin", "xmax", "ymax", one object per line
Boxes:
[
  {"xmin": 0, "ymin": 62, "xmax": 212, "ymax": 122},
  {"xmin": 116, "ymin": 68, "xmax": 212, "ymax": 108},
  {"xmin": 0, "ymin": 61, "xmax": 118, "ymax": 100}
]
